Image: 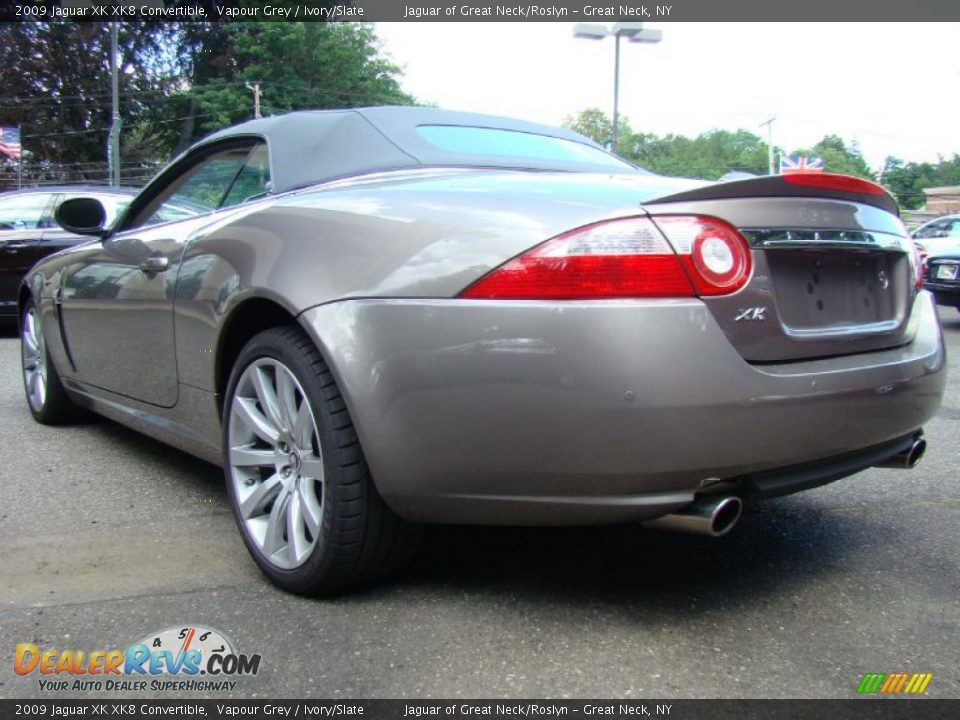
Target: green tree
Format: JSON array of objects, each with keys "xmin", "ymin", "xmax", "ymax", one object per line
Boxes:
[
  {"xmin": 632, "ymin": 129, "xmax": 769, "ymax": 178},
  {"xmin": 788, "ymin": 135, "xmax": 874, "ymax": 179},
  {"xmin": 0, "ymin": 22, "xmax": 179, "ymax": 181},
  {"xmin": 563, "ymin": 107, "xmax": 613, "ymax": 147},
  {"xmin": 881, "ymin": 154, "xmax": 960, "ymax": 210},
  {"xmin": 0, "ymin": 21, "xmax": 416, "ymax": 186},
  {"xmin": 564, "ymin": 109, "xmax": 770, "ymax": 179},
  {"xmin": 157, "ymin": 23, "xmax": 416, "ymax": 155}
]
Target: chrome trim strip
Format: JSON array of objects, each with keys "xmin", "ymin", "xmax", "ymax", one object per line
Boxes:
[
  {"xmin": 782, "ymin": 319, "xmax": 901, "ymax": 340},
  {"xmin": 741, "ymin": 229, "xmax": 907, "ymax": 252}
]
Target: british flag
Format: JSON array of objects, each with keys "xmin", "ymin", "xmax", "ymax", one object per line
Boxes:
[{"xmin": 780, "ymin": 155, "xmax": 824, "ymax": 175}]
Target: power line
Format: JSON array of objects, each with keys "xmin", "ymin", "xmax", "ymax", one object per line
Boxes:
[{"xmin": 20, "ymin": 111, "xmax": 231, "ymax": 140}]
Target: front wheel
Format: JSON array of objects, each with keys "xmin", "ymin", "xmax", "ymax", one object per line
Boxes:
[
  {"xmin": 223, "ymin": 326, "xmax": 419, "ymax": 595},
  {"xmin": 21, "ymin": 300, "xmax": 79, "ymax": 425}
]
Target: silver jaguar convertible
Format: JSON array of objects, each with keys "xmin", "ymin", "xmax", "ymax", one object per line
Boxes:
[{"xmin": 18, "ymin": 107, "xmax": 945, "ymax": 594}]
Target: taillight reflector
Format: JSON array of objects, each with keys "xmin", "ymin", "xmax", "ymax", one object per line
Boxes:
[{"xmin": 911, "ymin": 241, "xmax": 925, "ymax": 290}]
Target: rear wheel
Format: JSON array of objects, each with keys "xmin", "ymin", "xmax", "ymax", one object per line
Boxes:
[
  {"xmin": 223, "ymin": 326, "xmax": 419, "ymax": 595},
  {"xmin": 20, "ymin": 300, "xmax": 79, "ymax": 425}
]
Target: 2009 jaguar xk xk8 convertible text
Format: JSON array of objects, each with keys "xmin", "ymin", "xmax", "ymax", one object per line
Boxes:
[{"xmin": 18, "ymin": 107, "xmax": 945, "ymax": 594}]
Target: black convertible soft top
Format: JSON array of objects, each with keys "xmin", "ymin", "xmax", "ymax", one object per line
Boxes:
[{"xmin": 196, "ymin": 106, "xmax": 639, "ymax": 194}]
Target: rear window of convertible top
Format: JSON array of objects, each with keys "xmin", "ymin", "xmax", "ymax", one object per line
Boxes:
[{"xmin": 416, "ymin": 125, "xmax": 635, "ymax": 170}]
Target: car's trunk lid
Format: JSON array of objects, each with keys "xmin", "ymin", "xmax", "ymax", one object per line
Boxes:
[{"xmin": 644, "ymin": 175, "xmax": 918, "ymax": 363}]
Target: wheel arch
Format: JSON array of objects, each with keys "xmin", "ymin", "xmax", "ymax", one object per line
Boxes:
[{"xmin": 214, "ymin": 296, "xmax": 300, "ymax": 417}]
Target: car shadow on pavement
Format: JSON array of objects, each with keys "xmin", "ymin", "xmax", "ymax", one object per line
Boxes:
[
  {"xmin": 389, "ymin": 502, "xmax": 874, "ymax": 613},
  {"xmin": 82, "ymin": 410, "xmax": 871, "ymax": 610},
  {"xmin": 83, "ymin": 413, "xmax": 226, "ymax": 494},
  {"xmin": 939, "ymin": 314, "xmax": 960, "ymax": 331}
]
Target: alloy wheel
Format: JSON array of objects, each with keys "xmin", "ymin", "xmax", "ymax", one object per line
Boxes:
[
  {"xmin": 227, "ymin": 358, "xmax": 326, "ymax": 570},
  {"xmin": 21, "ymin": 307, "xmax": 47, "ymax": 412}
]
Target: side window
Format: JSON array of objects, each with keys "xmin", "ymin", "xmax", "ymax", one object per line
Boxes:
[
  {"xmin": 122, "ymin": 141, "xmax": 270, "ymax": 231},
  {"xmin": 142, "ymin": 146, "xmax": 252, "ymax": 227},
  {"xmin": 222, "ymin": 144, "xmax": 271, "ymax": 208},
  {"xmin": 914, "ymin": 219, "xmax": 948, "ymax": 239},
  {"xmin": 0, "ymin": 193, "xmax": 52, "ymax": 231}
]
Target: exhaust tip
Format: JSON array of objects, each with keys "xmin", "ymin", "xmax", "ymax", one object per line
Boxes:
[
  {"xmin": 874, "ymin": 435, "xmax": 928, "ymax": 470},
  {"xmin": 709, "ymin": 497, "xmax": 743, "ymax": 537},
  {"xmin": 907, "ymin": 438, "xmax": 927, "ymax": 468},
  {"xmin": 641, "ymin": 495, "xmax": 743, "ymax": 537}
]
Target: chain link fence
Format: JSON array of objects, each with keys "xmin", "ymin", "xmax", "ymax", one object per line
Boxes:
[{"xmin": 0, "ymin": 159, "xmax": 162, "ymax": 192}]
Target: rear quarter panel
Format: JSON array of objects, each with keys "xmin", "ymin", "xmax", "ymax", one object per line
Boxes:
[{"xmin": 173, "ymin": 170, "xmax": 686, "ymax": 391}]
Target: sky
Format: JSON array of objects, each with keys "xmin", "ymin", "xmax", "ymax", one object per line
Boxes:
[{"xmin": 375, "ymin": 22, "xmax": 960, "ymax": 172}]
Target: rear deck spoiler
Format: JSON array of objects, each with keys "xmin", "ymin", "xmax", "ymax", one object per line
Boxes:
[{"xmin": 644, "ymin": 173, "xmax": 899, "ymax": 217}]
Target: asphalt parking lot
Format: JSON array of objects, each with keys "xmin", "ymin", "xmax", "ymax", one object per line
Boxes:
[{"xmin": 0, "ymin": 316, "xmax": 958, "ymax": 700}]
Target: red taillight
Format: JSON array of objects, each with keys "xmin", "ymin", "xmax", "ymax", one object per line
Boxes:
[
  {"xmin": 652, "ymin": 216, "xmax": 752, "ymax": 296},
  {"xmin": 458, "ymin": 216, "xmax": 751, "ymax": 300},
  {"xmin": 782, "ymin": 172, "xmax": 886, "ymax": 196},
  {"xmin": 911, "ymin": 242, "xmax": 925, "ymax": 290}
]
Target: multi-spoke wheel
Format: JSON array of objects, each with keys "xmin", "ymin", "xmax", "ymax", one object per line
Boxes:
[
  {"xmin": 20, "ymin": 300, "xmax": 78, "ymax": 425},
  {"xmin": 228, "ymin": 358, "xmax": 325, "ymax": 570},
  {"xmin": 223, "ymin": 326, "xmax": 419, "ymax": 595}
]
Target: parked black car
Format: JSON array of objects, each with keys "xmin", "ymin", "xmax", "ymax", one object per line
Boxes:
[
  {"xmin": 924, "ymin": 253, "xmax": 960, "ymax": 310},
  {"xmin": 0, "ymin": 186, "xmax": 137, "ymax": 320}
]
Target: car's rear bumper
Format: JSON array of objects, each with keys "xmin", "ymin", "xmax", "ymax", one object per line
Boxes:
[
  {"xmin": 925, "ymin": 281, "xmax": 960, "ymax": 307},
  {"xmin": 299, "ymin": 291, "xmax": 945, "ymax": 525}
]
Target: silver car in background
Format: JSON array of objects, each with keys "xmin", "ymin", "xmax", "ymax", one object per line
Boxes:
[{"xmin": 19, "ymin": 107, "xmax": 945, "ymax": 594}]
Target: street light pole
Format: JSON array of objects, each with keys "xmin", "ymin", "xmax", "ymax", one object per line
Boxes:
[{"xmin": 573, "ymin": 23, "xmax": 663, "ymax": 155}]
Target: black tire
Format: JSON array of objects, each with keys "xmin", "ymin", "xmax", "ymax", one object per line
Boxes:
[
  {"xmin": 223, "ymin": 326, "xmax": 420, "ymax": 595},
  {"xmin": 20, "ymin": 299, "xmax": 80, "ymax": 425}
]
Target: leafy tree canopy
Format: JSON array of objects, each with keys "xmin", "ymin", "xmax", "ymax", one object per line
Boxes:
[
  {"xmin": 881, "ymin": 154, "xmax": 960, "ymax": 210},
  {"xmin": 563, "ymin": 109, "xmax": 880, "ymax": 182},
  {"xmin": 0, "ymin": 22, "xmax": 179, "ymax": 171},
  {"xmin": 0, "ymin": 21, "xmax": 415, "ymax": 186}
]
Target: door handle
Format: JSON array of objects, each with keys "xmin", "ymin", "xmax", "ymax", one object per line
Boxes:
[{"xmin": 139, "ymin": 256, "xmax": 169, "ymax": 274}]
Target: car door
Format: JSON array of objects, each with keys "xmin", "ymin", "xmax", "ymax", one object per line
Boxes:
[
  {"xmin": 0, "ymin": 191, "xmax": 55, "ymax": 314},
  {"xmin": 58, "ymin": 140, "xmax": 265, "ymax": 407}
]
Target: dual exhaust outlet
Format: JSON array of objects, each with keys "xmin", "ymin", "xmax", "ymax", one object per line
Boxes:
[
  {"xmin": 643, "ymin": 436, "xmax": 927, "ymax": 538},
  {"xmin": 642, "ymin": 495, "xmax": 744, "ymax": 538}
]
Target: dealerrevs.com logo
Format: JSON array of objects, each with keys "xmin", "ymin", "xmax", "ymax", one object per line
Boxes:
[{"xmin": 14, "ymin": 625, "xmax": 261, "ymax": 692}]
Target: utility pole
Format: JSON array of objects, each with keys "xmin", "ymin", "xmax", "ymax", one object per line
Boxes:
[
  {"xmin": 108, "ymin": 23, "xmax": 121, "ymax": 187},
  {"xmin": 246, "ymin": 82, "xmax": 262, "ymax": 119},
  {"xmin": 760, "ymin": 116, "xmax": 776, "ymax": 175}
]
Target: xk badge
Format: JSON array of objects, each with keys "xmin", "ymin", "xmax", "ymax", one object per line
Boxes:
[{"xmin": 735, "ymin": 307, "xmax": 767, "ymax": 321}]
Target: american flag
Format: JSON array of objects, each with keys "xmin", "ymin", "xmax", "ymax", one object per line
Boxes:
[
  {"xmin": 780, "ymin": 155, "xmax": 824, "ymax": 175},
  {"xmin": 0, "ymin": 127, "xmax": 22, "ymax": 160}
]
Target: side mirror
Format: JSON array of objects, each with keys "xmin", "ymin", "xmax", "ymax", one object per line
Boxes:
[{"xmin": 55, "ymin": 197, "xmax": 107, "ymax": 237}]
